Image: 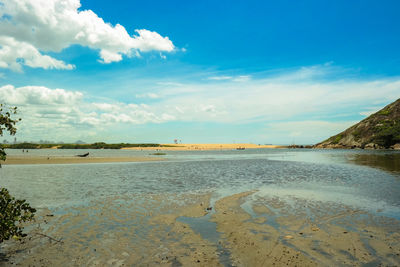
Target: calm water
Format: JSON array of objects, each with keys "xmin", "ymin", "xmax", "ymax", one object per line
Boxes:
[{"xmin": 1, "ymin": 148, "xmax": 400, "ymax": 219}]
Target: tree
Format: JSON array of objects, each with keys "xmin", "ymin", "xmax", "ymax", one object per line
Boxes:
[
  {"xmin": 0, "ymin": 105, "xmax": 19, "ymax": 164},
  {"xmin": 0, "ymin": 104, "xmax": 36, "ymax": 243}
]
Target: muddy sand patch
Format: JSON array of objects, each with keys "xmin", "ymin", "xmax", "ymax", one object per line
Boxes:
[{"xmin": 1, "ymin": 191, "xmax": 399, "ymax": 266}]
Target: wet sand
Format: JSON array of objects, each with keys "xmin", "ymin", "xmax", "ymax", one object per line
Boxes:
[
  {"xmin": 1, "ymin": 155, "xmax": 164, "ymax": 165},
  {"xmin": 211, "ymin": 192, "xmax": 400, "ymax": 266},
  {"xmin": 123, "ymin": 143, "xmax": 284, "ymax": 151},
  {"xmin": 1, "ymin": 191, "xmax": 399, "ymax": 266}
]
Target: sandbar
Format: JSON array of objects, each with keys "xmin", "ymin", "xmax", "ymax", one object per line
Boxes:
[
  {"xmin": 122, "ymin": 143, "xmax": 283, "ymax": 151},
  {"xmin": 1, "ymin": 155, "xmax": 164, "ymax": 165}
]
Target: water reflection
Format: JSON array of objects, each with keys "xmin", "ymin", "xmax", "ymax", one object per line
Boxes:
[{"xmin": 347, "ymin": 152, "xmax": 400, "ymax": 174}]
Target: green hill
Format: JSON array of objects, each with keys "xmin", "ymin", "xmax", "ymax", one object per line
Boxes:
[{"xmin": 315, "ymin": 98, "xmax": 400, "ymax": 149}]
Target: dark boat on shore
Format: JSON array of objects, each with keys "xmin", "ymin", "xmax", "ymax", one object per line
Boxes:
[{"xmin": 76, "ymin": 152, "xmax": 89, "ymax": 157}]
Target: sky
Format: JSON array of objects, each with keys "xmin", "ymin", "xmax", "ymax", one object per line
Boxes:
[{"xmin": 0, "ymin": 0, "xmax": 399, "ymax": 144}]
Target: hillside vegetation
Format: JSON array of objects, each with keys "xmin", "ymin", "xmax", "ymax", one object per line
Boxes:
[
  {"xmin": 2, "ymin": 142, "xmax": 175, "ymax": 149},
  {"xmin": 315, "ymin": 98, "xmax": 400, "ymax": 149}
]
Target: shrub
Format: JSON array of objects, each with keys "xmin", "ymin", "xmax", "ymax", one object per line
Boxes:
[
  {"xmin": 0, "ymin": 188, "xmax": 36, "ymax": 243},
  {"xmin": 331, "ymin": 134, "xmax": 342, "ymax": 144},
  {"xmin": 378, "ymin": 109, "xmax": 391, "ymax": 116},
  {"xmin": 371, "ymin": 120, "xmax": 400, "ymax": 148}
]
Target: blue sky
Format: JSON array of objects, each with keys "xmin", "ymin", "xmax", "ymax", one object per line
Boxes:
[{"xmin": 0, "ymin": 0, "xmax": 399, "ymax": 144}]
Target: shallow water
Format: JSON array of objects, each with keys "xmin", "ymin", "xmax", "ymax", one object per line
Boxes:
[
  {"xmin": 1, "ymin": 149, "xmax": 399, "ymax": 217},
  {"xmin": 1, "ymin": 148, "xmax": 400, "ymax": 266}
]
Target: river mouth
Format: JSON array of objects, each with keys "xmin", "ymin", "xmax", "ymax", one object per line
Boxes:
[{"xmin": 1, "ymin": 149, "xmax": 400, "ymax": 265}]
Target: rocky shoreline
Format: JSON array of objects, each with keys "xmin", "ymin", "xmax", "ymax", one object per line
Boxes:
[
  {"xmin": 314, "ymin": 99, "xmax": 400, "ymax": 150},
  {"xmin": 287, "ymin": 144, "xmax": 400, "ymax": 149},
  {"xmin": 313, "ymin": 143, "xmax": 400, "ymax": 150}
]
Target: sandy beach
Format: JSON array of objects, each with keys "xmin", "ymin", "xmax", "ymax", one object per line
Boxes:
[
  {"xmin": 1, "ymin": 155, "xmax": 164, "ymax": 165},
  {"xmin": 123, "ymin": 143, "xmax": 283, "ymax": 151},
  {"xmin": 0, "ymin": 144, "xmax": 283, "ymax": 165}
]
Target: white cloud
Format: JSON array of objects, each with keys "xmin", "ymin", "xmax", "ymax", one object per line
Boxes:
[
  {"xmin": 264, "ymin": 64, "xmax": 335, "ymax": 83},
  {"xmin": 360, "ymin": 111, "xmax": 373, "ymax": 116},
  {"xmin": 0, "ymin": 84, "xmax": 82, "ymax": 105},
  {"xmin": 0, "ymin": 0, "xmax": 175, "ymax": 70},
  {"xmin": 0, "ymin": 84, "xmax": 175, "ymax": 141},
  {"xmin": 200, "ymin": 104, "xmax": 216, "ymax": 113},
  {"xmin": 0, "ymin": 36, "xmax": 74, "ymax": 71},
  {"xmin": 99, "ymin": 50, "xmax": 123, "ymax": 64},
  {"xmin": 207, "ymin": 75, "xmax": 251, "ymax": 82},
  {"xmin": 264, "ymin": 120, "xmax": 357, "ymax": 144},
  {"xmin": 92, "ymin": 103, "xmax": 174, "ymax": 125},
  {"xmin": 208, "ymin": 76, "xmax": 232, "ymax": 81},
  {"xmin": 156, "ymin": 81, "xmax": 184, "ymax": 87},
  {"xmin": 154, "ymin": 67, "xmax": 400, "ymax": 125},
  {"xmin": 359, "ymin": 107, "xmax": 380, "ymax": 117},
  {"xmin": 2, "ymin": 65, "xmax": 400, "ymax": 143},
  {"xmin": 135, "ymin": 93, "xmax": 160, "ymax": 99},
  {"xmin": 92, "ymin": 103, "xmax": 117, "ymax": 112},
  {"xmin": 232, "ymin": 75, "xmax": 251, "ymax": 82}
]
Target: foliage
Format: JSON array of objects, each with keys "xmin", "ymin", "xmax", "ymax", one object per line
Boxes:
[
  {"xmin": 371, "ymin": 120, "xmax": 400, "ymax": 148},
  {"xmin": 331, "ymin": 134, "xmax": 342, "ymax": 144},
  {"xmin": 378, "ymin": 109, "xmax": 391, "ymax": 116},
  {"xmin": 4, "ymin": 142, "xmax": 39, "ymax": 149},
  {"xmin": 57, "ymin": 143, "xmax": 163, "ymax": 149},
  {"xmin": 4, "ymin": 143, "xmax": 181, "ymax": 150},
  {"xmin": 0, "ymin": 188, "xmax": 36, "ymax": 242},
  {"xmin": 0, "ymin": 104, "xmax": 36, "ymax": 243},
  {"xmin": 0, "ymin": 105, "xmax": 20, "ymax": 162}
]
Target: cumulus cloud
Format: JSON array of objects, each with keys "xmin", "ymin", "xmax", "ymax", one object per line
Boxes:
[
  {"xmin": 0, "ymin": 84, "xmax": 82, "ymax": 105},
  {"xmin": 0, "ymin": 36, "xmax": 75, "ymax": 71},
  {"xmin": 92, "ymin": 103, "xmax": 117, "ymax": 112},
  {"xmin": 0, "ymin": 84, "xmax": 175, "ymax": 141},
  {"xmin": 0, "ymin": 0, "xmax": 175, "ymax": 70},
  {"xmin": 91, "ymin": 102, "xmax": 175, "ymax": 124}
]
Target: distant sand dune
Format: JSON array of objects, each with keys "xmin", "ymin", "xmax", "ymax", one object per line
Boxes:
[{"xmin": 122, "ymin": 143, "xmax": 283, "ymax": 151}]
